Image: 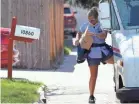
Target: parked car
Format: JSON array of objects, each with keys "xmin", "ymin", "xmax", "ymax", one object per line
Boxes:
[
  {"xmin": 64, "ymin": 4, "xmax": 77, "ymax": 37},
  {"xmin": 1, "ymin": 27, "xmax": 19, "ymax": 67},
  {"xmin": 99, "ymin": 0, "xmax": 139, "ymax": 103}
]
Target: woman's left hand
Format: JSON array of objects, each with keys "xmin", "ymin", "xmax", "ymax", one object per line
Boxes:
[{"xmin": 86, "ymin": 31, "xmax": 96, "ymax": 36}]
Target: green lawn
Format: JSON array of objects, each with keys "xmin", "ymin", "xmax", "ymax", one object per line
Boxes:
[{"xmin": 1, "ymin": 79, "xmax": 43, "ymax": 103}]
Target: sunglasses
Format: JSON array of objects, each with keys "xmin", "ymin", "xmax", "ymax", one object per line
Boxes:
[{"xmin": 89, "ymin": 19, "xmax": 96, "ymax": 23}]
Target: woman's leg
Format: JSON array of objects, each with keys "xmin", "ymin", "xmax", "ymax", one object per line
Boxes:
[
  {"xmin": 89, "ymin": 65, "xmax": 99, "ymax": 96},
  {"xmin": 105, "ymin": 56, "xmax": 114, "ymax": 64}
]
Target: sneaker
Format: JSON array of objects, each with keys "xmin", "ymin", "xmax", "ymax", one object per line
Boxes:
[
  {"xmin": 89, "ymin": 95, "xmax": 96, "ymax": 103},
  {"xmin": 77, "ymin": 59, "xmax": 85, "ymax": 64},
  {"xmin": 102, "ymin": 61, "xmax": 106, "ymax": 64}
]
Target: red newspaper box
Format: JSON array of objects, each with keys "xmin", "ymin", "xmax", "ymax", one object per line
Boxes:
[{"xmin": 1, "ymin": 28, "xmax": 20, "ymax": 67}]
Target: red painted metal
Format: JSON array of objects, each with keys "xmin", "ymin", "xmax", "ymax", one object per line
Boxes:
[
  {"xmin": 8, "ymin": 17, "xmax": 17, "ymax": 79},
  {"xmin": 7, "ymin": 17, "xmax": 35, "ymax": 79},
  {"xmin": 13, "ymin": 36, "xmax": 34, "ymax": 42}
]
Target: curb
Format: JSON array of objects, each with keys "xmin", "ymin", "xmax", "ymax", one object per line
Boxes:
[{"xmin": 34, "ymin": 85, "xmax": 47, "ymax": 104}]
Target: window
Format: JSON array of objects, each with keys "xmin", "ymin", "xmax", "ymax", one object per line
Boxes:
[
  {"xmin": 110, "ymin": 2, "xmax": 120, "ymax": 30},
  {"xmin": 115, "ymin": 0, "xmax": 139, "ymax": 29},
  {"xmin": 64, "ymin": 8, "xmax": 71, "ymax": 14}
]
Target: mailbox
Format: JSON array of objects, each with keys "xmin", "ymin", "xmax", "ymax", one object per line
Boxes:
[
  {"xmin": 7, "ymin": 17, "xmax": 40, "ymax": 79},
  {"xmin": 13, "ymin": 25, "xmax": 40, "ymax": 42}
]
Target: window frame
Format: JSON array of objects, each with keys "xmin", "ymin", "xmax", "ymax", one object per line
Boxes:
[
  {"xmin": 110, "ymin": 2, "xmax": 120, "ymax": 30},
  {"xmin": 64, "ymin": 7, "xmax": 71, "ymax": 14}
]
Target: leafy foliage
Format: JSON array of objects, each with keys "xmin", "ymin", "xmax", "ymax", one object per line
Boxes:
[
  {"xmin": 64, "ymin": 46, "xmax": 72, "ymax": 55},
  {"xmin": 64, "ymin": 0, "xmax": 100, "ymax": 9},
  {"xmin": 64, "ymin": 0, "xmax": 110, "ymax": 9}
]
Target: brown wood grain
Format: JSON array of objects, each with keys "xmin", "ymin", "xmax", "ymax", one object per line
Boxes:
[{"xmin": 1, "ymin": 0, "xmax": 64, "ymax": 70}]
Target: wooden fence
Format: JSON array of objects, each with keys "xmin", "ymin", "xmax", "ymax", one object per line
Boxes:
[{"xmin": 1, "ymin": 0, "xmax": 64, "ymax": 70}]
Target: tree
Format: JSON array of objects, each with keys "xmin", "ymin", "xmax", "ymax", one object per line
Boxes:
[
  {"xmin": 64, "ymin": 0, "xmax": 100, "ymax": 9},
  {"xmin": 64, "ymin": 0, "xmax": 110, "ymax": 9}
]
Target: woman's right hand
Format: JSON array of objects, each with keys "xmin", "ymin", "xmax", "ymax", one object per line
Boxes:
[{"xmin": 73, "ymin": 38, "xmax": 79, "ymax": 46}]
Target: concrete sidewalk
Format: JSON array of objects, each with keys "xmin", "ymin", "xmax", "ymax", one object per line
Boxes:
[
  {"xmin": 1, "ymin": 48, "xmax": 120, "ymax": 104},
  {"xmin": 46, "ymin": 49, "xmax": 120, "ymax": 104}
]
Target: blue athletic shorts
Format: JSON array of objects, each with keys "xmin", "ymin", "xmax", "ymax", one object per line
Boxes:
[{"xmin": 87, "ymin": 51, "xmax": 113, "ymax": 66}]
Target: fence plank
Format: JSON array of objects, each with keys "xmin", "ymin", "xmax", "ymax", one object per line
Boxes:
[{"xmin": 1, "ymin": 0, "xmax": 64, "ymax": 70}]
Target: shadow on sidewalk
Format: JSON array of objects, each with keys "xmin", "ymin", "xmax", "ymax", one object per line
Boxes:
[
  {"xmin": 1, "ymin": 48, "xmax": 78, "ymax": 73},
  {"xmin": 56, "ymin": 48, "xmax": 77, "ymax": 73}
]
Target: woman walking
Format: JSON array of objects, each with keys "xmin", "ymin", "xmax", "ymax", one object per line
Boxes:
[{"xmin": 74, "ymin": 7, "xmax": 114, "ymax": 103}]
